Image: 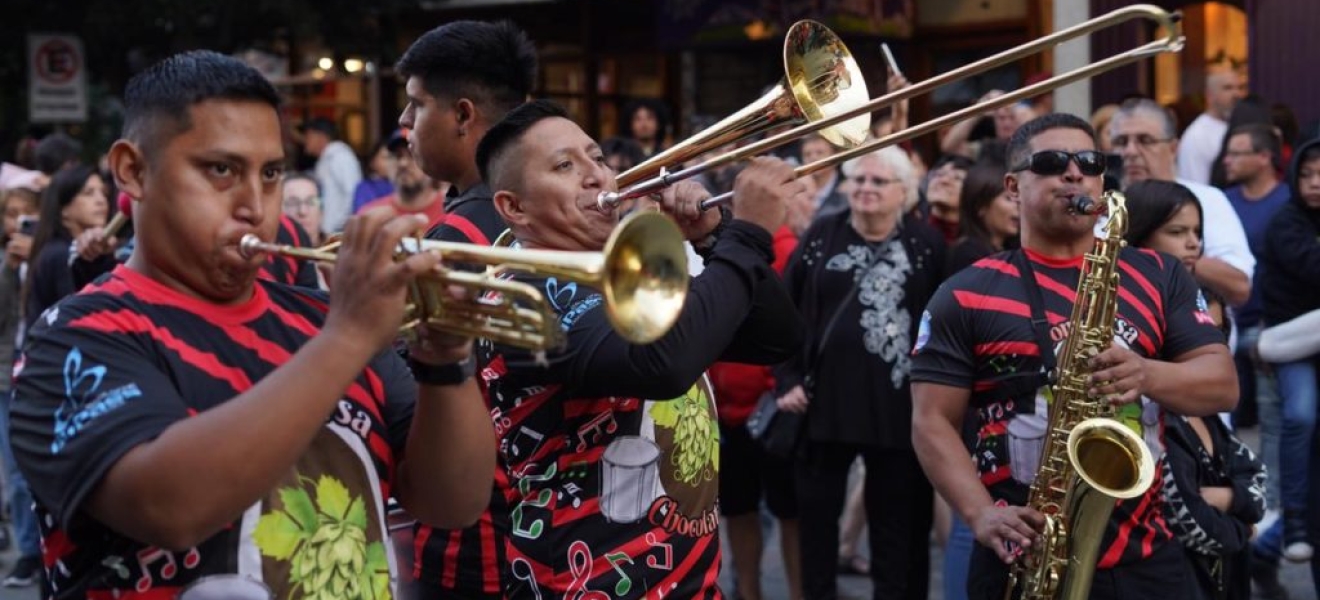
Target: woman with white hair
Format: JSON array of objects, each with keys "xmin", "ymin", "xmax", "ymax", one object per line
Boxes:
[{"xmin": 775, "ymin": 144, "xmax": 946, "ymax": 599}]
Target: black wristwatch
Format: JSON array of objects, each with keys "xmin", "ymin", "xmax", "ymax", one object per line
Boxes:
[{"xmin": 407, "ymin": 358, "xmax": 473, "ymax": 386}]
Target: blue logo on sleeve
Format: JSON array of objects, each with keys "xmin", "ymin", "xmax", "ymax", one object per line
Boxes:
[{"xmin": 51, "ymin": 348, "xmax": 142, "ymax": 454}]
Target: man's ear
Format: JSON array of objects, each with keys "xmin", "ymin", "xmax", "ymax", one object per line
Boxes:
[
  {"xmin": 454, "ymin": 98, "xmax": 477, "ymax": 137},
  {"xmin": 1004, "ymin": 171, "xmax": 1020, "ymax": 199},
  {"xmin": 492, "ymin": 189, "xmax": 528, "ymax": 227},
  {"xmin": 108, "ymin": 140, "xmax": 147, "ymax": 202}
]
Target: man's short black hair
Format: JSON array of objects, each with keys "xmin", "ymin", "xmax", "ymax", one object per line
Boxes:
[
  {"xmin": 476, "ymin": 99, "xmax": 570, "ymax": 190},
  {"xmin": 1229, "ymin": 122, "xmax": 1282, "ymax": 166},
  {"xmin": 122, "ymin": 50, "xmax": 281, "ymax": 160},
  {"xmin": 1006, "ymin": 112, "xmax": 1097, "ymax": 169},
  {"xmin": 34, "ymin": 133, "xmax": 82, "ymax": 175},
  {"xmin": 397, "ymin": 20, "xmax": 537, "ymax": 118}
]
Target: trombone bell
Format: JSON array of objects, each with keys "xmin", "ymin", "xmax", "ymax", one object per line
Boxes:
[{"xmin": 614, "ymin": 20, "xmax": 870, "ymax": 190}]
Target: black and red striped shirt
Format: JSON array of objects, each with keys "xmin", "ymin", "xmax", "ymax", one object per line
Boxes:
[
  {"xmin": 10, "ymin": 265, "xmax": 416, "ymax": 599},
  {"xmin": 259, "ymin": 214, "xmax": 319, "ymax": 288},
  {"xmin": 911, "ymin": 246, "xmax": 1226, "ymax": 567},
  {"xmin": 413, "ymin": 182, "xmax": 512, "ymax": 598}
]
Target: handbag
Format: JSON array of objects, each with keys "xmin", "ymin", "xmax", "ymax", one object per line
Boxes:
[
  {"xmin": 747, "ymin": 236, "xmax": 886, "ymax": 458},
  {"xmin": 747, "ymin": 390, "xmax": 804, "ymax": 459}
]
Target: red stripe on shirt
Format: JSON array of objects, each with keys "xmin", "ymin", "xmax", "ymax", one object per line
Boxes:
[
  {"xmin": 974, "ymin": 258, "xmax": 1020, "ymax": 277},
  {"xmin": 1116, "ymin": 287, "xmax": 1161, "ymax": 353},
  {"xmin": 70, "ymin": 311, "xmax": 253, "ymax": 390},
  {"xmin": 973, "ymin": 341, "xmax": 1041, "ymax": 357},
  {"xmin": 1119, "ymin": 260, "xmax": 1164, "ymax": 319},
  {"xmin": 480, "ymin": 514, "xmax": 500, "ymax": 593},
  {"xmin": 1034, "ymin": 271, "xmax": 1077, "ymax": 303},
  {"xmin": 443, "ymin": 214, "xmax": 492, "ymax": 246},
  {"xmin": 441, "ymin": 529, "xmax": 462, "ymax": 587},
  {"xmin": 412, "ymin": 526, "xmax": 432, "ymax": 579},
  {"xmin": 953, "ymin": 290, "xmax": 1032, "ymax": 318}
]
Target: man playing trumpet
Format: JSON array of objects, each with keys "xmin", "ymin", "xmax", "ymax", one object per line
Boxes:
[{"xmin": 9, "ymin": 51, "xmax": 495, "ymax": 599}]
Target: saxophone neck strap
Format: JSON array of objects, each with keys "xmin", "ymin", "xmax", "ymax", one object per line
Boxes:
[{"xmin": 1012, "ymin": 249, "xmax": 1058, "ymax": 385}]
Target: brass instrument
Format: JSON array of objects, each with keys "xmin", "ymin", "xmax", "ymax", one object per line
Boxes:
[
  {"xmin": 1006, "ymin": 191, "xmax": 1157, "ymax": 600},
  {"xmin": 239, "ymin": 211, "xmax": 690, "ymax": 351},
  {"xmin": 605, "ymin": 19, "xmax": 872, "ymax": 205},
  {"xmin": 594, "ymin": 4, "xmax": 1184, "ymax": 211}
]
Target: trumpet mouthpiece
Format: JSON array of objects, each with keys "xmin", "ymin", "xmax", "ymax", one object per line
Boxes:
[{"xmin": 238, "ymin": 234, "xmax": 268, "ymax": 259}]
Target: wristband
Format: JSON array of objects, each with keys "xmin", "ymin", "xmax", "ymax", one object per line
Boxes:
[{"xmin": 407, "ymin": 358, "xmax": 472, "ymax": 386}]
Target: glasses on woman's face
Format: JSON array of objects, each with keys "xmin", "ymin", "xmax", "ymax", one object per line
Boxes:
[
  {"xmin": 1010, "ymin": 150, "xmax": 1106, "ymax": 177},
  {"xmin": 282, "ymin": 196, "xmax": 320, "ymax": 211},
  {"xmin": 849, "ymin": 174, "xmax": 900, "ymax": 188}
]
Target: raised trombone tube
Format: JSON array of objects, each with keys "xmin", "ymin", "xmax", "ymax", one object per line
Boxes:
[{"xmin": 602, "ymin": 4, "xmax": 1185, "ymax": 211}]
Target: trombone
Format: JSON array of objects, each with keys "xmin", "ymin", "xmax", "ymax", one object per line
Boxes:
[
  {"xmin": 595, "ymin": 3, "xmax": 1185, "ymax": 211},
  {"xmin": 615, "ymin": 19, "xmax": 872, "ymax": 190},
  {"xmin": 239, "ymin": 211, "xmax": 690, "ymax": 351}
]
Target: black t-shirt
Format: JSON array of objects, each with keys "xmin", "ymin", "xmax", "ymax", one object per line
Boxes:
[
  {"xmin": 911, "ymin": 246, "xmax": 1225, "ymax": 567},
  {"xmin": 414, "ymin": 181, "xmax": 513, "ymax": 597},
  {"xmin": 11, "ymin": 265, "xmax": 415, "ymax": 599}
]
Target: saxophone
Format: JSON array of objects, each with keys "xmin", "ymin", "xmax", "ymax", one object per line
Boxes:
[{"xmin": 1005, "ymin": 191, "xmax": 1158, "ymax": 600}]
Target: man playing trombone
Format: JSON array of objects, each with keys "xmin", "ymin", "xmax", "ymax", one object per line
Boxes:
[
  {"xmin": 474, "ymin": 99, "xmax": 804, "ymax": 598},
  {"xmin": 8, "ymin": 51, "xmax": 495, "ymax": 599}
]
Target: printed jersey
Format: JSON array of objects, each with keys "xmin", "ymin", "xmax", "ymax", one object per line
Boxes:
[
  {"xmin": 413, "ymin": 182, "xmax": 513, "ymax": 598},
  {"xmin": 10, "ymin": 265, "xmax": 415, "ymax": 599},
  {"xmin": 478, "ymin": 276, "xmax": 723, "ymax": 600},
  {"xmin": 911, "ymin": 247, "xmax": 1226, "ymax": 567},
  {"xmin": 259, "ymin": 214, "xmax": 320, "ymax": 288}
]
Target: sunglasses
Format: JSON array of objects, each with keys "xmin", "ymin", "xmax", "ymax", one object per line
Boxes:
[{"xmin": 1010, "ymin": 150, "xmax": 1106, "ymax": 177}]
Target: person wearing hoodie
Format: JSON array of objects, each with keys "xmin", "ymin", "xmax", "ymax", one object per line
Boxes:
[{"xmin": 1250, "ymin": 136, "xmax": 1320, "ymax": 599}]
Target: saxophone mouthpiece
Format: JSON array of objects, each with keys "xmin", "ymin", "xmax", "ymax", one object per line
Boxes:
[{"xmin": 1071, "ymin": 196, "xmax": 1101, "ymax": 215}]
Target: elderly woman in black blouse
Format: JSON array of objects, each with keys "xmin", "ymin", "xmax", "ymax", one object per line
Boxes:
[{"xmin": 777, "ymin": 144, "xmax": 947, "ymax": 599}]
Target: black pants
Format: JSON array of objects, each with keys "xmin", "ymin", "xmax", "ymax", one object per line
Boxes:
[
  {"xmin": 795, "ymin": 442, "xmax": 933, "ymax": 600},
  {"xmin": 967, "ymin": 536, "xmax": 1193, "ymax": 600}
]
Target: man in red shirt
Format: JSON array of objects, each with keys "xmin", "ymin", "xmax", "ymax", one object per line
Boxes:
[{"xmin": 357, "ymin": 132, "xmax": 447, "ymax": 231}]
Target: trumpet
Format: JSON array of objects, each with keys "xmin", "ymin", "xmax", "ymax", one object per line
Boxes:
[
  {"xmin": 239, "ymin": 211, "xmax": 690, "ymax": 351},
  {"xmin": 595, "ymin": 4, "xmax": 1185, "ymax": 211}
]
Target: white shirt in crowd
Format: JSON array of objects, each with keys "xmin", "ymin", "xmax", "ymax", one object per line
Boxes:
[
  {"xmin": 1176, "ymin": 113, "xmax": 1229, "ymax": 185},
  {"xmin": 315, "ymin": 140, "xmax": 364, "ymax": 234}
]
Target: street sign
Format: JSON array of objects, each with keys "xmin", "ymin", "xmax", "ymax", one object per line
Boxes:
[{"xmin": 27, "ymin": 33, "xmax": 88, "ymax": 123}]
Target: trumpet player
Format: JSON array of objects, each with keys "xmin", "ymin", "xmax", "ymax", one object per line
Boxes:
[
  {"xmin": 8, "ymin": 51, "xmax": 495, "ymax": 599},
  {"xmin": 474, "ymin": 99, "xmax": 804, "ymax": 598},
  {"xmin": 911, "ymin": 113, "xmax": 1237, "ymax": 600}
]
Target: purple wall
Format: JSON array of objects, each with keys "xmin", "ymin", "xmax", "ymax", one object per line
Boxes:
[
  {"xmin": 1247, "ymin": 0, "xmax": 1320, "ymax": 134},
  {"xmin": 1088, "ymin": 0, "xmax": 1158, "ymax": 108},
  {"xmin": 1089, "ymin": 0, "xmax": 1316, "ymax": 133}
]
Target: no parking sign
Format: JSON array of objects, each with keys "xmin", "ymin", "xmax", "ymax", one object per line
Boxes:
[{"xmin": 27, "ymin": 33, "xmax": 88, "ymax": 123}]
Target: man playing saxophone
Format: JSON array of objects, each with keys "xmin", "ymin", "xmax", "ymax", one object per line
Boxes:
[{"xmin": 911, "ymin": 113, "xmax": 1237, "ymax": 600}]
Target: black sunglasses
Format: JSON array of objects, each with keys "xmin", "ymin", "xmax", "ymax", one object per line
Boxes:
[{"xmin": 1010, "ymin": 150, "xmax": 1107, "ymax": 177}]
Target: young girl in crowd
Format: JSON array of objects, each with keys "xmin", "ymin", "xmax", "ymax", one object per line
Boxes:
[{"xmin": 1124, "ymin": 179, "xmax": 1266, "ymax": 600}]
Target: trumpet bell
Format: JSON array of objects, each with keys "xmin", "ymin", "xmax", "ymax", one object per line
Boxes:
[
  {"xmin": 238, "ymin": 211, "xmax": 690, "ymax": 350},
  {"xmin": 601, "ymin": 211, "xmax": 690, "ymax": 344}
]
